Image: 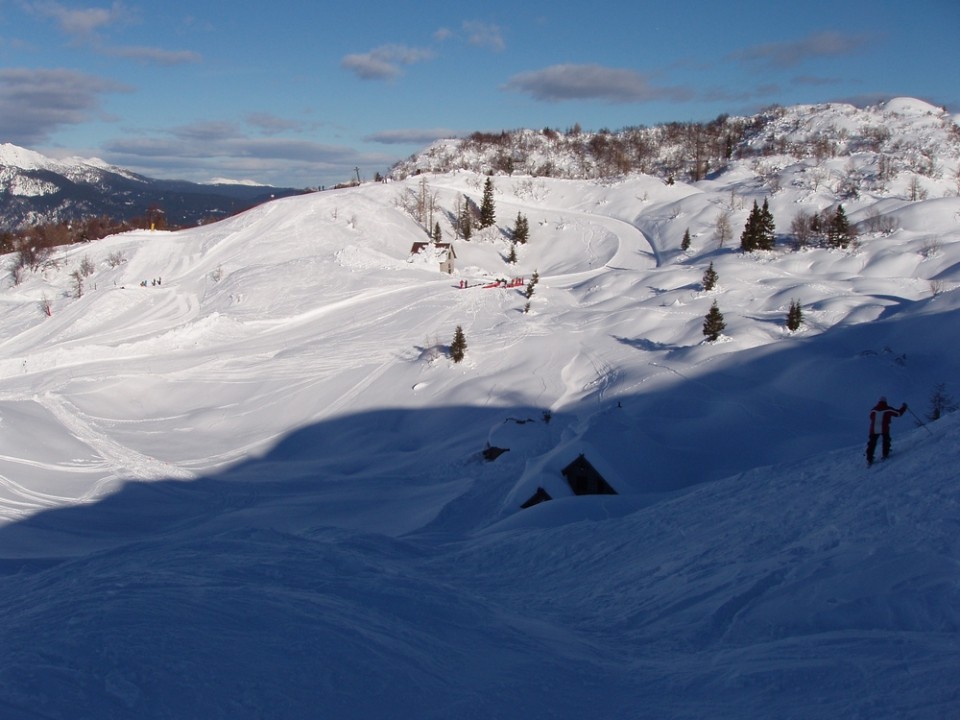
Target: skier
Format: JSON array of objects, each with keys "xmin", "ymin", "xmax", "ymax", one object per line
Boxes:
[{"xmin": 865, "ymin": 396, "xmax": 908, "ymax": 466}]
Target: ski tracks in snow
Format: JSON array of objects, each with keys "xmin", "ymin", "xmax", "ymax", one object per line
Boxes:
[{"xmin": 38, "ymin": 393, "xmax": 195, "ymax": 491}]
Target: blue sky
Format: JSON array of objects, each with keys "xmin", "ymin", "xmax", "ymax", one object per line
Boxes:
[{"xmin": 2, "ymin": 0, "xmax": 958, "ymax": 188}]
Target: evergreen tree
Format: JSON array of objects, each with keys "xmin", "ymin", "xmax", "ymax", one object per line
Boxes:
[
  {"xmin": 454, "ymin": 195, "xmax": 473, "ymax": 240},
  {"xmin": 479, "ymin": 177, "xmax": 496, "ymax": 229},
  {"xmin": 681, "ymin": 228, "xmax": 691, "ymax": 251},
  {"xmin": 740, "ymin": 198, "xmax": 775, "ymax": 251},
  {"xmin": 740, "ymin": 200, "xmax": 761, "ymax": 252},
  {"xmin": 432, "ymin": 221, "xmax": 442, "ymax": 244},
  {"xmin": 525, "ymin": 270, "xmax": 539, "ymax": 299},
  {"xmin": 458, "ymin": 195, "xmax": 473, "ymax": 240},
  {"xmin": 757, "ymin": 198, "xmax": 775, "ymax": 250},
  {"xmin": 507, "ymin": 243, "xmax": 517, "ymax": 264},
  {"xmin": 450, "ymin": 325, "xmax": 467, "ymax": 363},
  {"xmin": 511, "ymin": 212, "xmax": 529, "ymax": 244},
  {"xmin": 702, "ymin": 301, "xmax": 726, "ymax": 342},
  {"xmin": 786, "ymin": 299, "xmax": 803, "ymax": 331},
  {"xmin": 701, "ymin": 262, "xmax": 718, "ymax": 291},
  {"xmin": 826, "ymin": 204, "xmax": 852, "ymax": 248}
]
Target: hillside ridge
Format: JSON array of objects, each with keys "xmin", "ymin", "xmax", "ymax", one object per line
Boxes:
[{"xmin": 391, "ymin": 97, "xmax": 960, "ymax": 196}]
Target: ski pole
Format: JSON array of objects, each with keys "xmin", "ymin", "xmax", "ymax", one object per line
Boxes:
[{"xmin": 908, "ymin": 407, "xmax": 933, "ymax": 435}]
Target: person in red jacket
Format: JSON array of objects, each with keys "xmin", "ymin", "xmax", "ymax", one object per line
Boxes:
[{"xmin": 865, "ymin": 396, "xmax": 908, "ymax": 466}]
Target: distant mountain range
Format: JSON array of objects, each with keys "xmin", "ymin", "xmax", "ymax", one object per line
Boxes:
[{"xmin": 0, "ymin": 143, "xmax": 306, "ymax": 230}]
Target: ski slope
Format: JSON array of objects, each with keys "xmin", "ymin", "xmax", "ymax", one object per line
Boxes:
[{"xmin": 0, "ymin": 140, "xmax": 959, "ymax": 717}]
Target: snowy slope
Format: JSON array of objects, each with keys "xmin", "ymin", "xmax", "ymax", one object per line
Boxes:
[
  {"xmin": 0, "ymin": 100, "xmax": 959, "ymax": 717},
  {"xmin": 0, "ymin": 412, "xmax": 956, "ymax": 719}
]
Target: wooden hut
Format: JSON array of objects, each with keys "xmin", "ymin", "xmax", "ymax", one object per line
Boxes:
[{"xmin": 561, "ymin": 454, "xmax": 617, "ymax": 496}]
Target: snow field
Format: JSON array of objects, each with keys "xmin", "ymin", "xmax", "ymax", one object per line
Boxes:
[{"xmin": 0, "ymin": 111, "xmax": 959, "ymax": 718}]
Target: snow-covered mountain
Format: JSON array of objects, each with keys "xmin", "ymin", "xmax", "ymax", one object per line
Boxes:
[
  {"xmin": 0, "ymin": 142, "xmax": 304, "ymax": 229},
  {"xmin": 0, "ymin": 98, "xmax": 958, "ymax": 718}
]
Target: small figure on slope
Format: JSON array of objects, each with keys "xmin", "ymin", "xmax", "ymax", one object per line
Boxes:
[{"xmin": 865, "ymin": 396, "xmax": 908, "ymax": 466}]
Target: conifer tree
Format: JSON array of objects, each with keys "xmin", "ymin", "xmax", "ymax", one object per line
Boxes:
[
  {"xmin": 479, "ymin": 177, "xmax": 496, "ymax": 229},
  {"xmin": 432, "ymin": 221, "xmax": 442, "ymax": 244},
  {"xmin": 458, "ymin": 195, "xmax": 473, "ymax": 240},
  {"xmin": 450, "ymin": 325, "xmax": 467, "ymax": 363},
  {"xmin": 826, "ymin": 204, "xmax": 852, "ymax": 248},
  {"xmin": 507, "ymin": 243, "xmax": 517, "ymax": 264},
  {"xmin": 681, "ymin": 228, "xmax": 691, "ymax": 251},
  {"xmin": 786, "ymin": 299, "xmax": 803, "ymax": 331},
  {"xmin": 511, "ymin": 212, "xmax": 529, "ymax": 244},
  {"xmin": 525, "ymin": 270, "xmax": 539, "ymax": 299},
  {"xmin": 701, "ymin": 262, "xmax": 718, "ymax": 291},
  {"xmin": 757, "ymin": 198, "xmax": 775, "ymax": 250},
  {"xmin": 740, "ymin": 198, "xmax": 775, "ymax": 251},
  {"xmin": 702, "ymin": 301, "xmax": 726, "ymax": 342},
  {"xmin": 740, "ymin": 200, "xmax": 761, "ymax": 252}
]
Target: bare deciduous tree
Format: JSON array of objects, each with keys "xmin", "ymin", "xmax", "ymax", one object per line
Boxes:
[
  {"xmin": 107, "ymin": 250, "xmax": 127, "ymax": 267},
  {"xmin": 790, "ymin": 211, "xmax": 815, "ymax": 250},
  {"xmin": 70, "ymin": 269, "xmax": 84, "ymax": 298},
  {"xmin": 715, "ymin": 209, "xmax": 732, "ymax": 248},
  {"xmin": 908, "ymin": 175, "xmax": 927, "ymax": 201},
  {"xmin": 80, "ymin": 254, "xmax": 96, "ymax": 277},
  {"xmin": 927, "ymin": 382, "xmax": 957, "ymax": 421},
  {"xmin": 863, "ymin": 209, "xmax": 899, "ymax": 235}
]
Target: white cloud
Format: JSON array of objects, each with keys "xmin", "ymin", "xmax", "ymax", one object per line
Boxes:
[
  {"xmin": 0, "ymin": 67, "xmax": 130, "ymax": 144},
  {"xmin": 27, "ymin": 2, "xmax": 199, "ymax": 66},
  {"xmin": 730, "ymin": 31, "xmax": 872, "ymax": 69},
  {"xmin": 104, "ymin": 45, "xmax": 201, "ymax": 65},
  {"xmin": 504, "ymin": 64, "xmax": 692, "ymax": 104},
  {"xmin": 246, "ymin": 113, "xmax": 303, "ymax": 135},
  {"xmin": 102, "ymin": 127, "xmax": 400, "ymax": 187},
  {"xmin": 28, "ymin": 0, "xmax": 129, "ymax": 39},
  {"xmin": 341, "ymin": 44, "xmax": 435, "ymax": 81},
  {"xmin": 365, "ymin": 128, "xmax": 461, "ymax": 145},
  {"xmin": 462, "ymin": 20, "xmax": 504, "ymax": 52}
]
